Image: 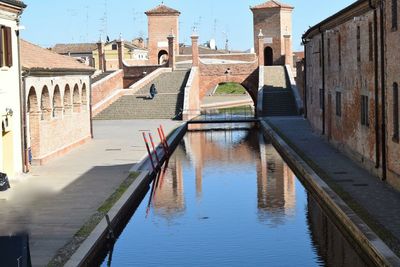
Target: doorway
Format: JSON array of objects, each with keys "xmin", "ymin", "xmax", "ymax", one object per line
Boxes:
[{"xmin": 264, "ymin": 47, "xmax": 273, "ymax": 66}]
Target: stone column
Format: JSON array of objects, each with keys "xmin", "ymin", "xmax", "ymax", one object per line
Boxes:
[
  {"xmin": 258, "ymin": 30, "xmax": 265, "ymax": 66},
  {"xmin": 96, "ymin": 41, "xmax": 104, "ymax": 72},
  {"xmin": 167, "ymin": 34, "xmax": 175, "ymax": 70},
  {"xmin": 53, "ymin": 107, "xmax": 63, "ymax": 118},
  {"xmin": 117, "ymin": 37, "xmax": 124, "ymax": 70},
  {"xmin": 191, "ymin": 34, "xmax": 199, "ymax": 67},
  {"xmin": 284, "ymin": 35, "xmax": 293, "ymax": 67}
]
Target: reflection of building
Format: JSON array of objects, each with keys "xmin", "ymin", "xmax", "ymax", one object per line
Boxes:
[
  {"xmin": 307, "ymin": 195, "xmax": 373, "ymax": 267},
  {"xmin": 0, "ymin": 0, "xmax": 26, "ymax": 179},
  {"xmin": 257, "ymin": 135, "xmax": 296, "ymax": 225},
  {"xmin": 153, "ymin": 150, "xmax": 185, "ymax": 219}
]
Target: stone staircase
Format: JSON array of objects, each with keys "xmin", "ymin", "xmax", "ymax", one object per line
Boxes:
[
  {"xmin": 94, "ymin": 70, "xmax": 190, "ymax": 120},
  {"xmin": 262, "ymin": 66, "xmax": 297, "ymax": 116},
  {"xmin": 91, "ymin": 71, "xmax": 115, "ymax": 84}
]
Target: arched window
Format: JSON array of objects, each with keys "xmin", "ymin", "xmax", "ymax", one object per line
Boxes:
[
  {"xmin": 27, "ymin": 87, "xmax": 38, "ymax": 113},
  {"xmin": 73, "ymin": 84, "xmax": 81, "ymax": 113},
  {"xmin": 40, "ymin": 86, "xmax": 50, "ymax": 120},
  {"xmin": 64, "ymin": 84, "xmax": 71, "ymax": 114},
  {"xmin": 53, "ymin": 85, "xmax": 62, "ymax": 118},
  {"xmin": 81, "ymin": 83, "xmax": 87, "ymax": 109}
]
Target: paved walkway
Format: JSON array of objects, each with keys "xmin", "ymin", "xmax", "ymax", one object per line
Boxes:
[
  {"xmin": 265, "ymin": 116, "xmax": 400, "ymax": 255},
  {"xmin": 0, "ymin": 120, "xmax": 182, "ymax": 266}
]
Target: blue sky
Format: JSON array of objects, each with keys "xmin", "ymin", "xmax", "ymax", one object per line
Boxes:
[{"xmin": 21, "ymin": 0, "xmax": 355, "ymax": 51}]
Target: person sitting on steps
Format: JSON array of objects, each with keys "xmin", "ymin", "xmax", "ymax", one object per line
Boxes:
[{"xmin": 149, "ymin": 83, "xmax": 158, "ymax": 99}]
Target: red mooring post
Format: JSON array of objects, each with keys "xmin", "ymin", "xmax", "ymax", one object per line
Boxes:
[
  {"xmin": 158, "ymin": 127, "xmax": 168, "ymax": 156},
  {"xmin": 142, "ymin": 132, "xmax": 156, "ymax": 171},
  {"xmin": 148, "ymin": 133, "xmax": 160, "ymax": 165},
  {"xmin": 160, "ymin": 125, "xmax": 170, "ymax": 152}
]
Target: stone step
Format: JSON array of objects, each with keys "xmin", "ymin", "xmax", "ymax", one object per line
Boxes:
[{"xmin": 94, "ymin": 70, "xmax": 189, "ymax": 120}]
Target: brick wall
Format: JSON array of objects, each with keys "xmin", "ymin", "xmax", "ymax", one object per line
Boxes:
[
  {"xmin": 147, "ymin": 15, "xmax": 179, "ymax": 65},
  {"xmin": 303, "ymin": 2, "xmax": 400, "ymax": 190},
  {"xmin": 92, "ymin": 70, "xmax": 124, "ymax": 106},
  {"xmin": 122, "ymin": 64, "xmax": 162, "ymax": 88},
  {"xmin": 198, "ymin": 62, "xmax": 259, "ymax": 104},
  {"xmin": 176, "ymin": 53, "xmax": 257, "ymax": 63},
  {"xmin": 384, "ymin": 0, "xmax": 400, "ymax": 188}
]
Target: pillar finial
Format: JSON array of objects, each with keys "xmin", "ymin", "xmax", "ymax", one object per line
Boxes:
[{"xmin": 258, "ymin": 29, "xmax": 264, "ymax": 37}]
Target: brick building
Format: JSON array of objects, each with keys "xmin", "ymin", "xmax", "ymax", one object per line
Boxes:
[
  {"xmin": 0, "ymin": 0, "xmax": 26, "ymax": 180},
  {"xmin": 145, "ymin": 4, "xmax": 180, "ymax": 65},
  {"xmin": 21, "ymin": 40, "xmax": 94, "ymax": 166},
  {"xmin": 251, "ymin": 0, "xmax": 294, "ymax": 67},
  {"xmin": 300, "ymin": 0, "xmax": 400, "ymax": 190}
]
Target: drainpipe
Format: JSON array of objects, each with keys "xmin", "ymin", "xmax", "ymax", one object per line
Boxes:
[
  {"xmin": 16, "ymin": 21, "xmax": 29, "ymax": 173},
  {"xmin": 369, "ymin": 0, "xmax": 380, "ymax": 169},
  {"xmin": 89, "ymin": 78, "xmax": 93, "ymax": 139},
  {"xmin": 302, "ymin": 38, "xmax": 308, "ymax": 118},
  {"xmin": 320, "ymin": 27, "xmax": 326, "ymax": 135},
  {"xmin": 379, "ymin": 0, "xmax": 387, "ymax": 180}
]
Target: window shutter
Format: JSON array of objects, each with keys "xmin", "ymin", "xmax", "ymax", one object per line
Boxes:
[
  {"xmin": 5, "ymin": 27, "xmax": 12, "ymax": 67},
  {"xmin": 0, "ymin": 26, "xmax": 4, "ymax": 68}
]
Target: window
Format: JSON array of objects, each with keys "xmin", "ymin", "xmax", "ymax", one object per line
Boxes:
[
  {"xmin": 111, "ymin": 43, "xmax": 117, "ymax": 50},
  {"xmin": 361, "ymin": 95, "xmax": 369, "ymax": 127},
  {"xmin": 338, "ymin": 34, "xmax": 342, "ymax": 68},
  {"xmin": 369, "ymin": 22, "xmax": 373, "ymax": 62},
  {"xmin": 393, "ymin": 83, "xmax": 399, "ymax": 142},
  {"xmin": 320, "ymin": 89, "xmax": 324, "ymax": 110},
  {"xmin": 319, "ymin": 40, "xmax": 322, "ymax": 69},
  {"xmin": 357, "ymin": 26, "xmax": 361, "ymax": 63},
  {"xmin": 0, "ymin": 25, "xmax": 13, "ymax": 68},
  {"xmin": 336, "ymin": 92, "xmax": 342, "ymax": 117},
  {"xmin": 392, "ymin": 0, "xmax": 398, "ymax": 31}
]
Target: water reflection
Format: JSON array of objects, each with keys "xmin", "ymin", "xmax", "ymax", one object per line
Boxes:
[
  {"xmin": 101, "ymin": 128, "xmax": 372, "ymax": 267},
  {"xmin": 257, "ymin": 134, "xmax": 296, "ymax": 226}
]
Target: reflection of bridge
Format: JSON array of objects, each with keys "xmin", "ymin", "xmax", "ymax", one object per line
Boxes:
[{"xmin": 152, "ymin": 129, "xmax": 296, "ymax": 225}]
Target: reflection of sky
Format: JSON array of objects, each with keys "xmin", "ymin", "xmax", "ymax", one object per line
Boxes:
[{"xmin": 102, "ymin": 130, "xmax": 322, "ymax": 267}]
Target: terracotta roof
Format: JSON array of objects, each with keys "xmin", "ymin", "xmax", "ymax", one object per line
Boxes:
[
  {"xmin": 145, "ymin": 4, "xmax": 180, "ymax": 15},
  {"xmin": 251, "ymin": 0, "xmax": 293, "ymax": 10},
  {"xmin": 52, "ymin": 43, "xmax": 97, "ymax": 54},
  {"xmin": 21, "ymin": 40, "xmax": 94, "ymax": 72}
]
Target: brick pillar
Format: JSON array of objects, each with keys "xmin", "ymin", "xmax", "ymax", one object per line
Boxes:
[
  {"xmin": 167, "ymin": 34, "xmax": 175, "ymax": 70},
  {"xmin": 96, "ymin": 41, "xmax": 104, "ymax": 72},
  {"xmin": 117, "ymin": 37, "xmax": 124, "ymax": 70},
  {"xmin": 284, "ymin": 35, "xmax": 293, "ymax": 67},
  {"xmin": 191, "ymin": 34, "xmax": 199, "ymax": 67},
  {"xmin": 258, "ymin": 30, "xmax": 265, "ymax": 66},
  {"xmin": 29, "ymin": 111, "xmax": 41, "ymax": 159}
]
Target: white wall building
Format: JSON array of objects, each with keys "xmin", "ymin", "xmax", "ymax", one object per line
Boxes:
[{"xmin": 0, "ymin": 0, "xmax": 26, "ymax": 180}]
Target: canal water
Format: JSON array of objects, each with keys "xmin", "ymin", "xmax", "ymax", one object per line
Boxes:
[{"xmin": 101, "ymin": 128, "xmax": 373, "ymax": 267}]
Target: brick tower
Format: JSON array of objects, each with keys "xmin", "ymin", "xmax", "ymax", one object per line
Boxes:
[
  {"xmin": 251, "ymin": 0, "xmax": 294, "ymax": 66},
  {"xmin": 145, "ymin": 4, "xmax": 180, "ymax": 65}
]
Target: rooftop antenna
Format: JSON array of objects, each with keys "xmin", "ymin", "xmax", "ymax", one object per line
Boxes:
[
  {"xmin": 100, "ymin": 0, "xmax": 108, "ymax": 40},
  {"xmin": 85, "ymin": 5, "xmax": 89, "ymax": 42}
]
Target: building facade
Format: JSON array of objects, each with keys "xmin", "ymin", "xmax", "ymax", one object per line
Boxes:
[
  {"xmin": 21, "ymin": 40, "xmax": 94, "ymax": 166},
  {"xmin": 301, "ymin": 0, "xmax": 400, "ymax": 190},
  {"xmin": 52, "ymin": 43, "xmax": 97, "ymax": 67},
  {"xmin": 251, "ymin": 0, "xmax": 294, "ymax": 67},
  {"xmin": 145, "ymin": 4, "xmax": 180, "ymax": 65},
  {"xmin": 93, "ymin": 40, "xmax": 148, "ymax": 70},
  {"xmin": 0, "ymin": 0, "xmax": 26, "ymax": 180}
]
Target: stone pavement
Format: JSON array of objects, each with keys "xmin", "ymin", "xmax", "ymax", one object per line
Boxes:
[
  {"xmin": 0, "ymin": 119, "xmax": 182, "ymax": 266},
  {"xmin": 265, "ymin": 116, "xmax": 400, "ymax": 255}
]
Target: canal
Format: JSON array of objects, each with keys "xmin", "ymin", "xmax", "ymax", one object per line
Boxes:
[{"xmin": 101, "ymin": 126, "xmax": 374, "ymax": 266}]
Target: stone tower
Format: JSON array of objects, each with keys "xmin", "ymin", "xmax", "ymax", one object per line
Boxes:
[
  {"xmin": 251, "ymin": 0, "xmax": 294, "ymax": 66},
  {"xmin": 145, "ymin": 4, "xmax": 180, "ymax": 65}
]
